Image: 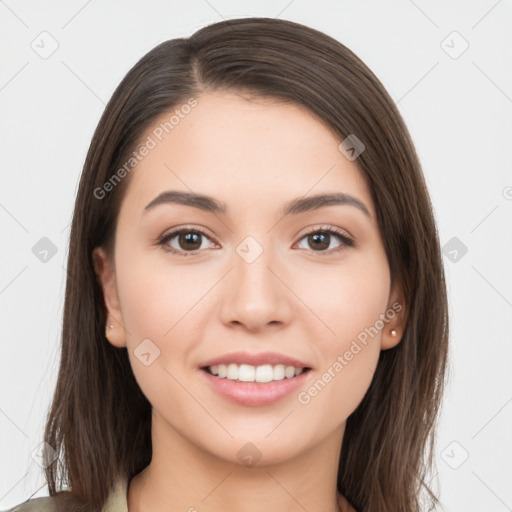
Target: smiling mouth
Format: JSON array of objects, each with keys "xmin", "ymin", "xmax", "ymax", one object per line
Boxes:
[{"xmin": 201, "ymin": 364, "xmax": 312, "ymax": 383}]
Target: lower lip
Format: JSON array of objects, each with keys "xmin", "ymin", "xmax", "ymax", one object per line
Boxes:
[{"xmin": 199, "ymin": 368, "xmax": 312, "ymax": 407}]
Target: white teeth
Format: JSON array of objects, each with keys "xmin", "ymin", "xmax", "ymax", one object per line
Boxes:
[
  {"xmin": 273, "ymin": 364, "xmax": 285, "ymax": 380},
  {"xmin": 285, "ymin": 365, "xmax": 296, "ymax": 379},
  {"xmin": 227, "ymin": 363, "xmax": 238, "ymax": 380},
  {"xmin": 208, "ymin": 363, "xmax": 306, "ymax": 382}
]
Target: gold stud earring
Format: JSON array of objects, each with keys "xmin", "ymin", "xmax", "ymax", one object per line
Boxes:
[{"xmin": 390, "ymin": 329, "xmax": 397, "ymax": 337}]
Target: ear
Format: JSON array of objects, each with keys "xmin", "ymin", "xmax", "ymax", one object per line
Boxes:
[
  {"xmin": 380, "ymin": 281, "xmax": 407, "ymax": 350},
  {"xmin": 92, "ymin": 246, "xmax": 127, "ymax": 348}
]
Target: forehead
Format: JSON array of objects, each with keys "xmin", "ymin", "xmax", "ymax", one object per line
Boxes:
[{"xmin": 120, "ymin": 90, "xmax": 375, "ymax": 220}]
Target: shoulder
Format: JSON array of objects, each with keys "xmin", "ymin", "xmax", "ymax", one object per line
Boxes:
[
  {"xmin": 4, "ymin": 495, "xmax": 59, "ymax": 512},
  {"xmin": 5, "ymin": 476, "xmax": 128, "ymax": 512}
]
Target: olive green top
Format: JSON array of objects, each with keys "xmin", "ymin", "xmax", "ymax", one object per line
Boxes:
[
  {"xmin": 5, "ymin": 477, "xmax": 129, "ymax": 512},
  {"xmin": 6, "ymin": 478, "xmax": 358, "ymax": 511}
]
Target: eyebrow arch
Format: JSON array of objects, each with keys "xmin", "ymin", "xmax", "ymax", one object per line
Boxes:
[{"xmin": 143, "ymin": 190, "xmax": 371, "ymax": 219}]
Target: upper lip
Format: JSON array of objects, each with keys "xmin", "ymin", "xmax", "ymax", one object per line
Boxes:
[{"xmin": 200, "ymin": 351, "xmax": 312, "ymax": 369}]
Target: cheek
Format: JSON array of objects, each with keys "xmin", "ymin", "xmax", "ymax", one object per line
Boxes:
[
  {"xmin": 115, "ymin": 253, "xmax": 195, "ymax": 408},
  {"xmin": 297, "ymin": 344, "xmax": 379, "ymax": 432},
  {"xmin": 114, "ymin": 246, "xmax": 212, "ymax": 390},
  {"xmin": 295, "ymin": 253, "xmax": 389, "ymax": 410},
  {"xmin": 115, "ymin": 245, "xmax": 198, "ymax": 337},
  {"xmin": 297, "ymin": 249, "xmax": 390, "ymax": 341}
]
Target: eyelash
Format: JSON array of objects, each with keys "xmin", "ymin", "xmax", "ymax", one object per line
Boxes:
[{"xmin": 157, "ymin": 225, "xmax": 355, "ymax": 257}]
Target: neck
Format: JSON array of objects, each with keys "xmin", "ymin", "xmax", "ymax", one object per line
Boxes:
[{"xmin": 127, "ymin": 411, "xmax": 349, "ymax": 512}]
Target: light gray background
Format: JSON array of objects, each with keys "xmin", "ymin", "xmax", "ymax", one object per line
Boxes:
[{"xmin": 1, "ymin": 1, "xmax": 511, "ymax": 511}]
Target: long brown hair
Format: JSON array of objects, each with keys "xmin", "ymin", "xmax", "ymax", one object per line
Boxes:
[{"xmin": 43, "ymin": 17, "xmax": 449, "ymax": 512}]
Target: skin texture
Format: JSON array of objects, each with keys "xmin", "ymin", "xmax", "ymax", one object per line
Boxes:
[{"xmin": 93, "ymin": 90, "xmax": 405, "ymax": 512}]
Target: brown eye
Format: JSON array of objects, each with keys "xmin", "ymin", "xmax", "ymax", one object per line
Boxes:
[
  {"xmin": 176, "ymin": 232, "xmax": 202, "ymax": 251},
  {"xmin": 296, "ymin": 227, "xmax": 355, "ymax": 253},
  {"xmin": 158, "ymin": 228, "xmax": 215, "ymax": 256},
  {"xmin": 306, "ymin": 232, "xmax": 330, "ymax": 251},
  {"xmin": 158, "ymin": 225, "xmax": 354, "ymax": 257}
]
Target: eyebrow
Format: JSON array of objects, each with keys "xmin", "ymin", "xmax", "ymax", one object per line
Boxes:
[{"xmin": 143, "ymin": 190, "xmax": 371, "ymax": 219}]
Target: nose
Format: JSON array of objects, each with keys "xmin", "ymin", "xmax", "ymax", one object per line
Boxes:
[{"xmin": 219, "ymin": 244, "xmax": 293, "ymax": 332}]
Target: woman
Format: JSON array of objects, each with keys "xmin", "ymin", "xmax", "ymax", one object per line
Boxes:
[{"xmin": 8, "ymin": 16, "xmax": 449, "ymax": 512}]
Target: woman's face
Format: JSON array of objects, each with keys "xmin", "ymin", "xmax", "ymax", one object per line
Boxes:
[{"xmin": 94, "ymin": 90, "xmax": 403, "ymax": 466}]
